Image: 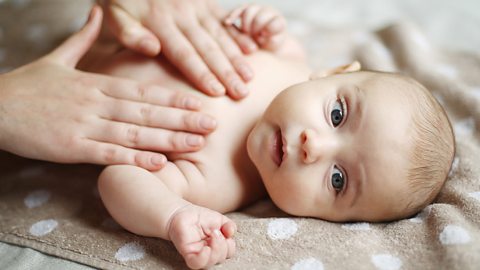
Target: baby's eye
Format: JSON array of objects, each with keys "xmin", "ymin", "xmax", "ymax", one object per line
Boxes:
[
  {"xmin": 331, "ymin": 166, "xmax": 345, "ymax": 192},
  {"xmin": 330, "ymin": 98, "xmax": 346, "ymax": 127}
]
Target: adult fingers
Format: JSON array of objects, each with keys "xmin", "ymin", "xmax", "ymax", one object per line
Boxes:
[
  {"xmin": 201, "ymin": 16, "xmax": 254, "ymax": 82},
  {"xmin": 106, "ymin": 4, "xmax": 160, "ymax": 56},
  {"xmin": 99, "ymin": 77, "xmax": 202, "ymax": 110},
  {"xmin": 48, "ymin": 5, "xmax": 102, "ymax": 67},
  {"xmin": 80, "ymin": 139, "xmax": 166, "ymax": 170},
  {"xmin": 146, "ymin": 17, "xmax": 226, "ymax": 96},
  {"xmin": 211, "ymin": 1, "xmax": 259, "ymax": 54},
  {"xmin": 101, "ymin": 98, "xmax": 216, "ymax": 134},
  {"xmin": 89, "ymin": 118, "xmax": 205, "ymax": 153},
  {"xmin": 224, "ymin": 26, "xmax": 259, "ymax": 55},
  {"xmin": 179, "ymin": 21, "xmax": 249, "ymax": 99}
]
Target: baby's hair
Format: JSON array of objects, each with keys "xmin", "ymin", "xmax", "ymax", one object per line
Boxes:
[{"xmin": 395, "ymin": 74, "xmax": 455, "ymax": 218}]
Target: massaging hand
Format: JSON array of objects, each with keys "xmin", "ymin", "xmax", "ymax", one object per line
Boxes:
[
  {"xmin": 0, "ymin": 6, "xmax": 216, "ymax": 171},
  {"xmin": 168, "ymin": 204, "xmax": 236, "ymax": 269},
  {"xmin": 224, "ymin": 4, "xmax": 287, "ymax": 51},
  {"xmin": 103, "ymin": 0, "xmax": 258, "ymax": 99}
]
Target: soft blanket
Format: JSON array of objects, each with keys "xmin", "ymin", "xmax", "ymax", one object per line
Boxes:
[{"xmin": 0, "ymin": 0, "xmax": 479, "ymax": 269}]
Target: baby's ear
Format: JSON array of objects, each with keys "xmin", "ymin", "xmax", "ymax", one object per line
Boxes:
[{"xmin": 309, "ymin": 61, "xmax": 361, "ymax": 80}]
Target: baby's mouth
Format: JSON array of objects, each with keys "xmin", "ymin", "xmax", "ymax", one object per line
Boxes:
[{"xmin": 271, "ymin": 129, "xmax": 284, "ymax": 167}]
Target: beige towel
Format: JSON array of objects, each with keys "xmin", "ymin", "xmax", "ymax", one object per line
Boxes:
[{"xmin": 1, "ymin": 1, "xmax": 479, "ymax": 269}]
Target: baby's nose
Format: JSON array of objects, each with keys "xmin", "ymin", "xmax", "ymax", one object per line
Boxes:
[{"xmin": 301, "ymin": 128, "xmax": 337, "ymax": 164}]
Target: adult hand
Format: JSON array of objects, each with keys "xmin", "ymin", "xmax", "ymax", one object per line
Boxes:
[
  {"xmin": 0, "ymin": 6, "xmax": 216, "ymax": 171},
  {"xmin": 103, "ymin": 0, "xmax": 257, "ymax": 99}
]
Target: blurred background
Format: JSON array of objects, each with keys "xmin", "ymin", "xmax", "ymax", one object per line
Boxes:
[{"xmin": 0, "ymin": 0, "xmax": 479, "ymax": 73}]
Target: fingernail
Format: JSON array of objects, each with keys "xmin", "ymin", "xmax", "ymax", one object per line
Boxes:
[
  {"xmin": 238, "ymin": 65, "xmax": 254, "ymax": 81},
  {"xmin": 186, "ymin": 135, "xmax": 203, "ymax": 147},
  {"xmin": 200, "ymin": 116, "xmax": 217, "ymax": 130},
  {"xmin": 210, "ymin": 80, "xmax": 225, "ymax": 95},
  {"xmin": 234, "ymin": 82, "xmax": 249, "ymax": 97},
  {"xmin": 151, "ymin": 155, "xmax": 166, "ymax": 166}
]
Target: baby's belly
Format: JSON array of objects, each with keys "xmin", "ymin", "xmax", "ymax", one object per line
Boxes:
[{"xmin": 86, "ymin": 48, "xmax": 308, "ymax": 210}]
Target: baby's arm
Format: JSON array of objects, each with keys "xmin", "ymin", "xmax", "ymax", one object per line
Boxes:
[
  {"xmin": 98, "ymin": 164, "xmax": 235, "ymax": 269},
  {"xmin": 224, "ymin": 4, "xmax": 306, "ymax": 61}
]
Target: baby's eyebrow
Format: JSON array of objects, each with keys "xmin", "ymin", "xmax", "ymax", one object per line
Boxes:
[
  {"xmin": 349, "ymin": 85, "xmax": 364, "ymax": 133},
  {"xmin": 349, "ymin": 161, "xmax": 366, "ymax": 208}
]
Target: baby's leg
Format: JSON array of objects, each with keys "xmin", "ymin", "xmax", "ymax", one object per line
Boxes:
[{"xmin": 98, "ymin": 165, "xmax": 236, "ymax": 269}]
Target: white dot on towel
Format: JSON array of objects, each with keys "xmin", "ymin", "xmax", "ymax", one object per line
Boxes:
[
  {"xmin": 29, "ymin": 219, "xmax": 58, "ymax": 237},
  {"xmin": 342, "ymin": 222, "xmax": 371, "ymax": 231},
  {"xmin": 408, "ymin": 205, "xmax": 432, "ymax": 223},
  {"xmin": 454, "ymin": 118, "xmax": 475, "ymax": 137},
  {"xmin": 115, "ymin": 242, "xmax": 145, "ymax": 262},
  {"xmin": 439, "ymin": 225, "xmax": 471, "ymax": 245},
  {"xmin": 468, "ymin": 192, "xmax": 480, "ymax": 201},
  {"xmin": 267, "ymin": 218, "xmax": 298, "ymax": 240},
  {"xmin": 371, "ymin": 254, "xmax": 402, "ymax": 270},
  {"xmin": 291, "ymin": 258, "xmax": 324, "ymax": 270},
  {"xmin": 24, "ymin": 189, "xmax": 51, "ymax": 208}
]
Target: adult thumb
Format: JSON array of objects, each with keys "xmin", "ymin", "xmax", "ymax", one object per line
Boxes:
[{"xmin": 47, "ymin": 5, "xmax": 103, "ymax": 67}]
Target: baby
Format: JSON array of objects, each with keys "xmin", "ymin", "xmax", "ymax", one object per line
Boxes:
[{"xmin": 86, "ymin": 3, "xmax": 455, "ymax": 269}]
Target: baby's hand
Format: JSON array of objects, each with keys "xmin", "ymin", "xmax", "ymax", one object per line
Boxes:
[
  {"xmin": 167, "ymin": 204, "xmax": 236, "ymax": 269},
  {"xmin": 224, "ymin": 4, "xmax": 287, "ymax": 51}
]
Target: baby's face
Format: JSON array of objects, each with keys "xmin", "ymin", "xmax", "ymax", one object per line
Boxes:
[{"xmin": 247, "ymin": 71, "xmax": 416, "ymax": 221}]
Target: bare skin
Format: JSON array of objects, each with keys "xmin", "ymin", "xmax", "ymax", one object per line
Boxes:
[
  {"xmin": 96, "ymin": 4, "xmax": 418, "ymax": 269},
  {"xmin": 102, "ymin": 0, "xmax": 258, "ymax": 99},
  {"xmin": 0, "ymin": 6, "xmax": 220, "ymax": 170},
  {"xmin": 0, "ymin": 0, "xmax": 260, "ymax": 169}
]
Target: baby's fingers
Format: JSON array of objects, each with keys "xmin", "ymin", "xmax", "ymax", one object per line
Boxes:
[
  {"xmin": 224, "ymin": 4, "xmax": 261, "ymax": 35},
  {"xmin": 184, "ymin": 245, "xmax": 211, "ymax": 270},
  {"xmin": 226, "ymin": 238, "xmax": 236, "ymax": 259},
  {"xmin": 206, "ymin": 230, "xmax": 229, "ymax": 267},
  {"xmin": 221, "ymin": 220, "xmax": 237, "ymax": 238},
  {"xmin": 263, "ymin": 15, "xmax": 287, "ymax": 37},
  {"xmin": 251, "ymin": 7, "xmax": 279, "ymax": 37}
]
